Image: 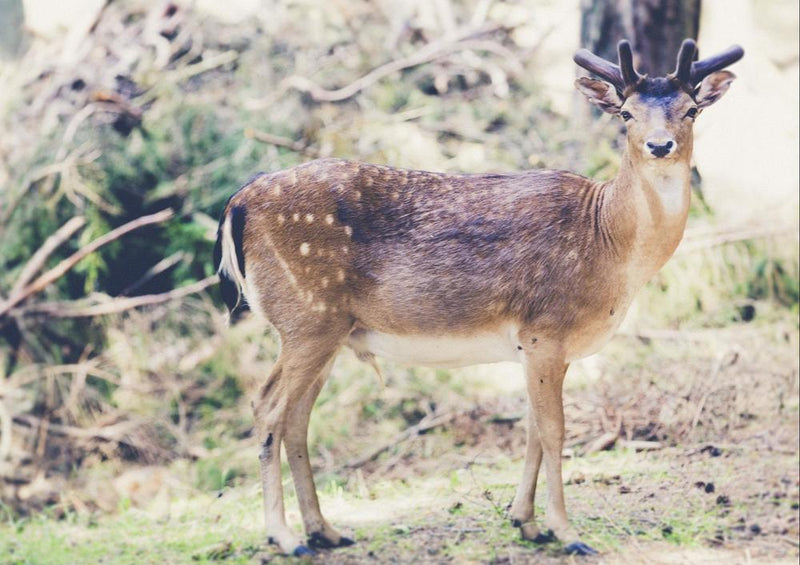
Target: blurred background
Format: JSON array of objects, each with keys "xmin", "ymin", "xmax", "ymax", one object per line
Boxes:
[{"xmin": 0, "ymin": 0, "xmax": 797, "ymax": 562}]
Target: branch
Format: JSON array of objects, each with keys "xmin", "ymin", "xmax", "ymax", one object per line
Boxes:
[
  {"xmin": 120, "ymin": 251, "xmax": 186, "ymax": 296},
  {"xmin": 0, "ymin": 209, "xmax": 174, "ymax": 318},
  {"xmin": 282, "ymin": 25, "xmax": 513, "ymax": 102},
  {"xmin": 20, "ymin": 275, "xmax": 218, "ymax": 318},
  {"xmin": 12, "ymin": 413, "xmax": 137, "ymax": 442},
  {"xmin": 7, "ymin": 217, "xmax": 87, "ymax": 298},
  {"xmin": 343, "ymin": 411, "xmax": 458, "ymax": 469},
  {"xmin": 244, "ymin": 128, "xmax": 320, "ymax": 158}
]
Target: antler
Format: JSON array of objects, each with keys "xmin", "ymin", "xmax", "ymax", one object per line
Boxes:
[
  {"xmin": 671, "ymin": 38, "xmax": 744, "ymax": 87},
  {"xmin": 673, "ymin": 38, "xmax": 696, "ymax": 84},
  {"xmin": 690, "ymin": 44, "xmax": 745, "ymax": 85},
  {"xmin": 574, "ymin": 40, "xmax": 642, "ymax": 95}
]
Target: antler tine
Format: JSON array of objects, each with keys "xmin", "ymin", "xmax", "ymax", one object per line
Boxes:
[
  {"xmin": 573, "ymin": 48, "xmax": 624, "ymax": 92},
  {"xmin": 673, "ymin": 38, "xmax": 696, "ymax": 84},
  {"xmin": 690, "ymin": 44, "xmax": 745, "ymax": 85},
  {"xmin": 617, "ymin": 40, "xmax": 640, "ymax": 87}
]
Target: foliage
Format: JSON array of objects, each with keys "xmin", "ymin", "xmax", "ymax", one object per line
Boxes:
[{"xmin": 0, "ymin": 0, "xmax": 796, "ymax": 534}]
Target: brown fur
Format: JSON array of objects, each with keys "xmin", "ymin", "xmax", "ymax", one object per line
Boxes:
[{"xmin": 214, "ymin": 46, "xmax": 741, "ymax": 555}]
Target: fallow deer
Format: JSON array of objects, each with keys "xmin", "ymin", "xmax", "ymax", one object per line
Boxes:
[{"xmin": 213, "ymin": 39, "xmax": 743, "ymax": 556}]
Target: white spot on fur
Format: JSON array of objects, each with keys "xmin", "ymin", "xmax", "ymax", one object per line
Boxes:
[
  {"xmin": 341, "ymin": 245, "xmax": 349, "ymax": 254},
  {"xmin": 325, "ymin": 214, "xmax": 334, "ymax": 225},
  {"xmin": 292, "ymin": 213, "xmax": 300, "ymax": 222},
  {"xmin": 305, "ymin": 213, "xmax": 314, "ymax": 223},
  {"xmin": 273, "ymin": 185, "xmax": 282, "ymax": 196},
  {"xmin": 300, "ymin": 242, "xmax": 310, "ymax": 256},
  {"xmin": 354, "ymin": 190, "xmax": 362, "ymax": 199},
  {"xmin": 391, "ymin": 192, "xmax": 399, "ymax": 200},
  {"xmin": 277, "ymin": 213, "xmax": 285, "ymax": 224},
  {"xmin": 321, "ymin": 277, "xmax": 329, "ymax": 288},
  {"xmin": 344, "ymin": 226, "xmax": 353, "ymax": 237},
  {"xmin": 336, "ymin": 269, "xmax": 345, "ymax": 282}
]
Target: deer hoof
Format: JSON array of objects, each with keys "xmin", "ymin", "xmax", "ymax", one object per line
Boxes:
[
  {"xmin": 532, "ymin": 530, "xmax": 556, "ymax": 545},
  {"xmin": 308, "ymin": 531, "xmax": 355, "ymax": 549},
  {"xmin": 564, "ymin": 541, "xmax": 598, "ymax": 556},
  {"xmin": 292, "ymin": 545, "xmax": 315, "ymax": 557}
]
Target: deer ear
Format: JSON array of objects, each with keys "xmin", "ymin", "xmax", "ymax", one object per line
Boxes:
[
  {"xmin": 575, "ymin": 77, "xmax": 623, "ymax": 114},
  {"xmin": 695, "ymin": 70, "xmax": 736, "ymax": 109}
]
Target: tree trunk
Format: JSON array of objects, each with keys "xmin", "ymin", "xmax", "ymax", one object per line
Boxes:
[
  {"xmin": 0, "ymin": 0, "xmax": 26, "ymax": 58},
  {"xmin": 580, "ymin": 0, "xmax": 701, "ymax": 76}
]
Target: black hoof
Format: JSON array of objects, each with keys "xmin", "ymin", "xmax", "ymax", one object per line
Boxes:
[
  {"xmin": 532, "ymin": 530, "xmax": 555, "ymax": 545},
  {"xmin": 564, "ymin": 541, "xmax": 598, "ymax": 556},
  {"xmin": 308, "ymin": 532, "xmax": 354, "ymax": 549},
  {"xmin": 292, "ymin": 545, "xmax": 315, "ymax": 557}
]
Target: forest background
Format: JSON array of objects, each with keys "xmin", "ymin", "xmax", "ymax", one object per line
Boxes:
[{"xmin": 0, "ymin": 0, "xmax": 797, "ymax": 563}]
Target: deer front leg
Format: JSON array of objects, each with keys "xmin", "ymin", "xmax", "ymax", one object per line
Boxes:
[
  {"xmin": 283, "ymin": 355, "xmax": 354, "ymax": 549},
  {"xmin": 519, "ymin": 337, "xmax": 597, "ymax": 556},
  {"xmin": 509, "ymin": 409, "xmax": 549, "ymax": 542}
]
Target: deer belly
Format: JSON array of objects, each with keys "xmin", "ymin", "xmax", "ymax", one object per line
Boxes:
[{"xmin": 348, "ymin": 327, "xmax": 520, "ymax": 369}]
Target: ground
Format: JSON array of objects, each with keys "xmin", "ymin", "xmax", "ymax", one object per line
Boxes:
[{"xmin": 2, "ymin": 314, "xmax": 797, "ymax": 564}]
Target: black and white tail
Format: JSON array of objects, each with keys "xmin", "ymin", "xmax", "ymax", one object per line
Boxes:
[{"xmin": 213, "ymin": 203, "xmax": 249, "ymax": 322}]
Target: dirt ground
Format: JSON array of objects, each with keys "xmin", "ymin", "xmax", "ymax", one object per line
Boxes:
[
  {"xmin": 3, "ymin": 319, "xmax": 797, "ymax": 565},
  {"xmin": 252, "ymin": 320, "xmax": 800, "ymax": 565}
]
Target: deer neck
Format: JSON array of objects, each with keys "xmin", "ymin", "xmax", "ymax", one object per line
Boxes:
[{"xmin": 612, "ymin": 151, "xmax": 692, "ymax": 282}]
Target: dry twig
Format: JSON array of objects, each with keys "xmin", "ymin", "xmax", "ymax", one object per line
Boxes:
[
  {"xmin": 20, "ymin": 275, "xmax": 218, "ymax": 318},
  {"xmin": 344, "ymin": 411, "xmax": 458, "ymax": 469},
  {"xmin": 282, "ymin": 25, "xmax": 516, "ymax": 103},
  {"xmin": 7, "ymin": 217, "xmax": 87, "ymax": 298},
  {"xmin": 244, "ymin": 128, "xmax": 320, "ymax": 158},
  {"xmin": 0, "ymin": 209, "xmax": 174, "ymax": 318}
]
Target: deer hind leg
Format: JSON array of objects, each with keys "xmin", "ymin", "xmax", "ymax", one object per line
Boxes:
[
  {"xmin": 283, "ymin": 355, "xmax": 354, "ymax": 549},
  {"xmin": 252, "ymin": 358, "xmax": 303, "ymax": 555},
  {"xmin": 252, "ymin": 344, "xmax": 342, "ymax": 556},
  {"xmin": 519, "ymin": 336, "xmax": 597, "ymax": 556}
]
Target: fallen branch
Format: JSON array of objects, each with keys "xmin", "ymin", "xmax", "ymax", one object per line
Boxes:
[
  {"xmin": 282, "ymin": 25, "xmax": 514, "ymax": 103},
  {"xmin": 0, "ymin": 209, "xmax": 174, "ymax": 318},
  {"xmin": 7, "ymin": 217, "xmax": 87, "ymax": 298},
  {"xmin": 138, "ymin": 50, "xmax": 240, "ymax": 105},
  {"xmin": 344, "ymin": 411, "xmax": 458, "ymax": 469},
  {"xmin": 244, "ymin": 128, "xmax": 320, "ymax": 158},
  {"xmin": 19, "ymin": 275, "xmax": 218, "ymax": 318},
  {"xmin": 13, "ymin": 413, "xmax": 138, "ymax": 442},
  {"xmin": 618, "ymin": 440, "xmax": 662, "ymax": 451},
  {"xmin": 120, "ymin": 251, "xmax": 186, "ymax": 296},
  {"xmin": 583, "ymin": 431, "xmax": 619, "ymax": 455}
]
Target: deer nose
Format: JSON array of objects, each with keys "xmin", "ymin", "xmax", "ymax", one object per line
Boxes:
[{"xmin": 644, "ymin": 138, "xmax": 677, "ymax": 158}]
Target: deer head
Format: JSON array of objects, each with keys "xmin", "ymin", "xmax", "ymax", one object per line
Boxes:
[{"xmin": 574, "ymin": 39, "xmax": 744, "ymax": 165}]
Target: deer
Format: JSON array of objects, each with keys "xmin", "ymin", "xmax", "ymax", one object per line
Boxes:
[{"xmin": 213, "ymin": 38, "xmax": 743, "ymax": 556}]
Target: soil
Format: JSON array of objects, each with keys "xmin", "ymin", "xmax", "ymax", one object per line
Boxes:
[{"xmin": 262, "ymin": 322, "xmax": 799, "ymax": 564}]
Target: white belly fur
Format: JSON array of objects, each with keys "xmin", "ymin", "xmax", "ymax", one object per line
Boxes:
[{"xmin": 348, "ymin": 325, "xmax": 521, "ymax": 369}]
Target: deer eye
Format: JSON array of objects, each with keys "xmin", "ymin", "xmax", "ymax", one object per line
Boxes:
[
  {"xmin": 685, "ymin": 107, "xmax": 698, "ymax": 119},
  {"xmin": 620, "ymin": 110, "xmax": 633, "ymax": 121}
]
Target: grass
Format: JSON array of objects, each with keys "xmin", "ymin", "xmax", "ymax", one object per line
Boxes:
[{"xmin": 3, "ymin": 439, "xmax": 797, "ymax": 564}]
